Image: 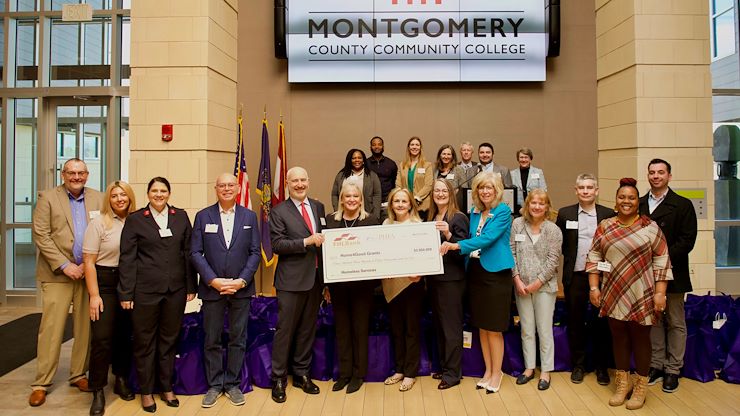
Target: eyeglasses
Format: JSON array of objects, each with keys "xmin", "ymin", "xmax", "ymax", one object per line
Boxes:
[
  {"xmin": 63, "ymin": 170, "xmax": 89, "ymax": 177},
  {"xmin": 216, "ymin": 183, "xmax": 238, "ymax": 189}
]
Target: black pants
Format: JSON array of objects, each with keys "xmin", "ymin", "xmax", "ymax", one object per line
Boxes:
[
  {"xmin": 131, "ymin": 289, "xmax": 186, "ymax": 394},
  {"xmin": 271, "ymin": 277, "xmax": 323, "ymax": 380},
  {"xmin": 428, "ymin": 278, "xmax": 465, "ymax": 384},
  {"xmin": 609, "ymin": 318, "xmax": 652, "ymax": 376},
  {"xmin": 565, "ymin": 272, "xmax": 613, "ymax": 371},
  {"xmin": 203, "ymin": 296, "xmax": 251, "ymax": 390},
  {"xmin": 330, "ymin": 281, "xmax": 375, "ymax": 379},
  {"xmin": 388, "ymin": 281, "xmax": 424, "ymax": 377},
  {"xmin": 89, "ymin": 266, "xmax": 132, "ymax": 390}
]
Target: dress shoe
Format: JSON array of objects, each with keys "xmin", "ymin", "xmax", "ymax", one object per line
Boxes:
[
  {"xmin": 346, "ymin": 377, "xmax": 363, "ymax": 394},
  {"xmin": 113, "ymin": 376, "xmax": 134, "ymax": 401},
  {"xmin": 141, "ymin": 395, "xmax": 156, "ymax": 413},
  {"xmin": 332, "ymin": 377, "xmax": 350, "ymax": 391},
  {"xmin": 29, "ymin": 390, "xmax": 46, "ymax": 407},
  {"xmin": 662, "ymin": 373, "xmax": 679, "ymax": 393},
  {"xmin": 293, "ymin": 375, "xmax": 320, "ymax": 394},
  {"xmin": 70, "ymin": 377, "xmax": 91, "ymax": 392},
  {"xmin": 90, "ymin": 390, "xmax": 105, "ymax": 416},
  {"xmin": 516, "ymin": 372, "xmax": 535, "ymax": 385},
  {"xmin": 431, "ymin": 372, "xmax": 443, "ymax": 380},
  {"xmin": 570, "ymin": 367, "xmax": 585, "ymax": 384},
  {"xmin": 159, "ymin": 392, "xmax": 179, "ymax": 407},
  {"xmin": 647, "ymin": 367, "xmax": 664, "ymax": 386},
  {"xmin": 272, "ymin": 378, "xmax": 287, "ymax": 403},
  {"xmin": 486, "ymin": 373, "xmax": 503, "ymax": 394},
  {"xmin": 437, "ymin": 379, "xmax": 459, "ymax": 390},
  {"xmin": 537, "ymin": 378, "xmax": 551, "ymax": 391},
  {"xmin": 596, "ymin": 368, "xmax": 610, "ymax": 386}
]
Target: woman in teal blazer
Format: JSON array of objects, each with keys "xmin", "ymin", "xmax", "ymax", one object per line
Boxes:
[{"xmin": 440, "ymin": 171, "xmax": 514, "ymax": 394}]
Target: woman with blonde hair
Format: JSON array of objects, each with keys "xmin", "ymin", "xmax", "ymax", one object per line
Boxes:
[
  {"xmin": 382, "ymin": 188, "xmax": 424, "ymax": 392},
  {"xmin": 510, "ymin": 189, "xmax": 562, "ymax": 390},
  {"xmin": 83, "ymin": 181, "xmax": 137, "ymax": 415},
  {"xmin": 395, "ymin": 136, "xmax": 434, "ymax": 217},
  {"xmin": 324, "ymin": 178, "xmax": 379, "ymax": 394},
  {"xmin": 440, "ymin": 171, "xmax": 514, "ymax": 394}
]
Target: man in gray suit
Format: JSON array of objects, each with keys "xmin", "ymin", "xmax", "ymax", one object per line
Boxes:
[
  {"xmin": 30, "ymin": 158, "xmax": 102, "ymax": 406},
  {"xmin": 269, "ymin": 167, "xmax": 326, "ymax": 403},
  {"xmin": 477, "ymin": 142, "xmax": 512, "ymax": 187}
]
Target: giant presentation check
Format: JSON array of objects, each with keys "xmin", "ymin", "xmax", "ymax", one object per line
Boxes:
[{"xmin": 322, "ymin": 222, "xmax": 444, "ymax": 284}]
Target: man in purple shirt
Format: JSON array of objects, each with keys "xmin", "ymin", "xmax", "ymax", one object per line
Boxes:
[{"xmin": 29, "ymin": 158, "xmax": 102, "ymax": 407}]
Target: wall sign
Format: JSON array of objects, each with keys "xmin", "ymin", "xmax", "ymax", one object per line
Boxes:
[{"xmin": 287, "ymin": 0, "xmax": 546, "ymax": 83}]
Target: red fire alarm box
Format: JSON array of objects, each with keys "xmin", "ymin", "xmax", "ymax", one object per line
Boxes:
[{"xmin": 162, "ymin": 124, "xmax": 173, "ymax": 142}]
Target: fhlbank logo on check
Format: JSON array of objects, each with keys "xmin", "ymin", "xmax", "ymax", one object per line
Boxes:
[{"xmin": 333, "ymin": 233, "xmax": 361, "ymax": 247}]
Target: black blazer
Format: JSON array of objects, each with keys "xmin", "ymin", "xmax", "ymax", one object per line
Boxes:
[
  {"xmin": 556, "ymin": 203, "xmax": 616, "ymax": 286},
  {"xmin": 270, "ymin": 197, "xmax": 326, "ymax": 292},
  {"xmin": 118, "ymin": 205, "xmax": 197, "ymax": 302},
  {"xmin": 427, "ymin": 211, "xmax": 469, "ymax": 282},
  {"xmin": 639, "ymin": 189, "xmax": 697, "ymax": 293}
]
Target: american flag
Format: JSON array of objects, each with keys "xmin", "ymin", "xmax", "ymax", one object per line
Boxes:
[
  {"xmin": 233, "ymin": 115, "xmax": 252, "ymax": 209},
  {"xmin": 272, "ymin": 119, "xmax": 287, "ymax": 206}
]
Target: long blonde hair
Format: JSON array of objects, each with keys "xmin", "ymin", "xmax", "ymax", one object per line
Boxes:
[
  {"xmin": 470, "ymin": 171, "xmax": 504, "ymax": 212},
  {"xmin": 401, "ymin": 136, "xmax": 428, "ymax": 170},
  {"xmin": 332, "ymin": 178, "xmax": 369, "ymax": 221},
  {"xmin": 101, "ymin": 181, "xmax": 136, "ymax": 229},
  {"xmin": 386, "ymin": 188, "xmax": 421, "ymax": 223}
]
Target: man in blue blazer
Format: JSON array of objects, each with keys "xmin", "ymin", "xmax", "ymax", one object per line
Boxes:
[{"xmin": 191, "ymin": 173, "xmax": 261, "ymax": 408}]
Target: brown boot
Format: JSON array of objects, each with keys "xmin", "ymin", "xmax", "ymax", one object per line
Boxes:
[
  {"xmin": 626, "ymin": 374, "xmax": 648, "ymax": 410},
  {"xmin": 609, "ymin": 370, "xmax": 633, "ymax": 406}
]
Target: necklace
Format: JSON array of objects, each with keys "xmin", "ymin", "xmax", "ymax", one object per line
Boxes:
[
  {"xmin": 617, "ymin": 215, "xmax": 640, "ymax": 228},
  {"xmin": 343, "ymin": 217, "xmax": 358, "ymax": 228}
]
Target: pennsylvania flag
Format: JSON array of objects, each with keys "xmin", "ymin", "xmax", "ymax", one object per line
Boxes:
[{"xmin": 255, "ymin": 118, "xmax": 275, "ymax": 267}]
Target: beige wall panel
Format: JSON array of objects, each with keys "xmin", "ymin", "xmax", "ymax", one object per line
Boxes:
[
  {"xmin": 599, "ymin": 123, "xmax": 638, "ymax": 149},
  {"xmin": 597, "ymin": 66, "xmax": 636, "ymax": 106},
  {"xmin": 595, "ymin": 0, "xmax": 635, "ymax": 37}
]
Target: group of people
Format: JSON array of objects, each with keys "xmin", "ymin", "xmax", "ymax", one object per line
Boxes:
[{"xmin": 27, "ymin": 139, "xmax": 696, "ymax": 414}]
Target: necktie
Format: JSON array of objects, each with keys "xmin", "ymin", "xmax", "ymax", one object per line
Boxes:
[{"xmin": 301, "ymin": 202, "xmax": 314, "ymax": 233}]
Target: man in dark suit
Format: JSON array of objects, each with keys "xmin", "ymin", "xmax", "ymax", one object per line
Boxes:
[
  {"xmin": 640, "ymin": 159, "xmax": 697, "ymax": 393},
  {"xmin": 30, "ymin": 158, "xmax": 102, "ymax": 406},
  {"xmin": 269, "ymin": 166, "xmax": 326, "ymax": 403},
  {"xmin": 191, "ymin": 173, "xmax": 261, "ymax": 408},
  {"xmin": 556, "ymin": 173, "xmax": 615, "ymax": 385},
  {"xmin": 476, "ymin": 142, "xmax": 512, "ymax": 187}
]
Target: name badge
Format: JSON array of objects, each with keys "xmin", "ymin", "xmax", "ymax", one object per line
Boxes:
[
  {"xmin": 320, "ymin": 217, "xmax": 326, "ymax": 226},
  {"xmin": 463, "ymin": 331, "xmax": 472, "ymax": 349},
  {"xmin": 531, "ymin": 173, "xmax": 540, "ymax": 179},
  {"xmin": 566, "ymin": 220, "xmax": 578, "ymax": 229},
  {"xmin": 417, "ymin": 168, "xmax": 426, "ymax": 174},
  {"xmin": 514, "ymin": 234, "xmax": 526, "ymax": 242},
  {"xmin": 89, "ymin": 210, "xmax": 100, "ymax": 219},
  {"xmin": 597, "ymin": 261, "xmax": 612, "ymax": 273},
  {"xmin": 205, "ymin": 224, "xmax": 218, "ymax": 233},
  {"xmin": 446, "ymin": 173, "xmax": 455, "ymax": 180},
  {"xmin": 159, "ymin": 228, "xmax": 173, "ymax": 238},
  {"xmin": 243, "ymin": 225, "xmax": 252, "ymax": 229}
]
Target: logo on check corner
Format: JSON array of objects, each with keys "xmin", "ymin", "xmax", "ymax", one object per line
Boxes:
[{"xmin": 333, "ymin": 233, "xmax": 361, "ymax": 247}]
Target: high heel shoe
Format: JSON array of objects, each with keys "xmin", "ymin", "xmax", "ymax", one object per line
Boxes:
[
  {"xmin": 141, "ymin": 395, "xmax": 156, "ymax": 413},
  {"xmin": 486, "ymin": 373, "xmax": 503, "ymax": 394},
  {"xmin": 476, "ymin": 378, "xmax": 490, "ymax": 390},
  {"xmin": 159, "ymin": 392, "xmax": 179, "ymax": 408}
]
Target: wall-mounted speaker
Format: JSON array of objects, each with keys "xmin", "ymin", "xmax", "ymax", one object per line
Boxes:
[
  {"xmin": 546, "ymin": 0, "xmax": 560, "ymax": 57},
  {"xmin": 275, "ymin": 0, "xmax": 287, "ymax": 59}
]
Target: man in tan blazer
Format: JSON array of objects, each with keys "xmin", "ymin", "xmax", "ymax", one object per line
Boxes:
[{"xmin": 29, "ymin": 158, "xmax": 103, "ymax": 407}]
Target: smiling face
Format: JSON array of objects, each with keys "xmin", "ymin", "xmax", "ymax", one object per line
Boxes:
[
  {"xmin": 408, "ymin": 139, "xmax": 421, "ymax": 158},
  {"xmin": 575, "ymin": 179, "xmax": 598, "ymax": 206},
  {"xmin": 109, "ymin": 186, "xmax": 131, "ymax": 215},
  {"xmin": 61, "ymin": 160, "xmax": 89, "ymax": 196},
  {"xmin": 370, "ymin": 138, "xmax": 384, "ymax": 156},
  {"xmin": 518, "ymin": 152, "xmax": 531, "ymax": 168},
  {"xmin": 391, "ymin": 191, "xmax": 412, "ymax": 219},
  {"xmin": 440, "ymin": 148, "xmax": 453, "ymax": 166},
  {"xmin": 527, "ymin": 194, "xmax": 547, "ymax": 220},
  {"xmin": 432, "ymin": 180, "xmax": 450, "ymax": 208},
  {"xmin": 287, "ymin": 167, "xmax": 310, "ymax": 201},
  {"xmin": 647, "ymin": 162, "xmax": 671, "ymax": 193},
  {"xmin": 478, "ymin": 146, "xmax": 493, "ymax": 164},
  {"xmin": 477, "ymin": 181, "xmax": 496, "ymax": 207},
  {"xmin": 215, "ymin": 173, "xmax": 238, "ymax": 206},
  {"xmin": 341, "ymin": 186, "xmax": 362, "ymax": 215},
  {"xmin": 147, "ymin": 181, "xmax": 170, "ymax": 212},
  {"xmin": 351, "ymin": 151, "xmax": 365, "ymax": 171},
  {"xmin": 616, "ymin": 186, "xmax": 639, "ymax": 217},
  {"xmin": 460, "ymin": 144, "xmax": 473, "ymax": 163}
]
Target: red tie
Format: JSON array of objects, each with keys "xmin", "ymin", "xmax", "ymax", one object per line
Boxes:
[{"xmin": 301, "ymin": 202, "xmax": 314, "ymax": 233}]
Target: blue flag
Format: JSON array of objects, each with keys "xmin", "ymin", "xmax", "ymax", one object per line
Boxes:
[{"xmin": 255, "ymin": 118, "xmax": 275, "ymax": 266}]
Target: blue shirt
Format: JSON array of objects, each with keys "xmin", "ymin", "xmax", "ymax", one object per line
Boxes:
[{"xmin": 68, "ymin": 190, "xmax": 88, "ymax": 265}]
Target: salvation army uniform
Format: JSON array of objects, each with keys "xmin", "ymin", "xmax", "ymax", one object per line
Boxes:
[{"xmin": 118, "ymin": 204, "xmax": 196, "ymax": 396}]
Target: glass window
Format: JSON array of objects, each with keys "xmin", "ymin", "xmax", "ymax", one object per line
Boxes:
[
  {"xmin": 716, "ymin": 227, "xmax": 740, "ymax": 267},
  {"xmin": 55, "ymin": 104, "xmax": 106, "ymax": 190},
  {"xmin": 711, "ymin": 0, "xmax": 737, "ymax": 60},
  {"xmin": 713, "ymin": 0, "xmax": 734, "ymax": 14},
  {"xmin": 50, "ymin": 18, "xmax": 112, "ymax": 87},
  {"xmin": 10, "ymin": 229, "xmax": 37, "ymax": 289},
  {"xmin": 49, "ymin": 0, "xmax": 111, "ymax": 10},
  {"xmin": 0, "ymin": 21, "xmax": 4, "ymax": 82},
  {"xmin": 15, "ymin": 0, "xmax": 37, "ymax": 11},
  {"xmin": 121, "ymin": 0, "xmax": 129, "ymax": 9},
  {"xmin": 15, "ymin": 20, "xmax": 38, "ymax": 88},
  {"xmin": 121, "ymin": 17, "xmax": 130, "ymax": 86},
  {"xmin": 13, "ymin": 98, "xmax": 37, "ymax": 223},
  {"xmin": 120, "ymin": 97, "xmax": 129, "ymax": 181}
]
